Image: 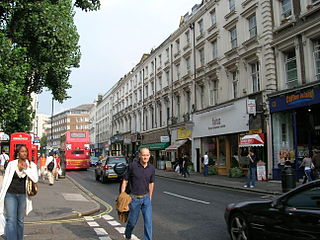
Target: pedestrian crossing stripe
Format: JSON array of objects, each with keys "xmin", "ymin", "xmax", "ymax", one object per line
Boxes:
[
  {"xmin": 87, "ymin": 221, "xmax": 99, "ymax": 227},
  {"xmin": 115, "ymin": 227, "xmax": 125, "ymax": 233},
  {"xmin": 94, "ymin": 228, "xmax": 108, "ymax": 235},
  {"xmin": 107, "ymin": 220, "xmax": 121, "ymax": 226},
  {"xmin": 99, "ymin": 237, "xmax": 112, "ymax": 240},
  {"xmin": 84, "ymin": 216, "xmax": 94, "ymax": 221},
  {"xmin": 102, "ymin": 214, "xmax": 114, "ymax": 220}
]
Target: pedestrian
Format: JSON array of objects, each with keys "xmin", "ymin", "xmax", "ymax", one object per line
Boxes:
[
  {"xmin": 121, "ymin": 147, "xmax": 155, "ymax": 240},
  {"xmin": 0, "ymin": 145, "xmax": 38, "ymax": 239},
  {"xmin": 53, "ymin": 152, "xmax": 61, "ymax": 181},
  {"xmin": 203, "ymin": 152, "xmax": 209, "ymax": 176},
  {"xmin": 299, "ymin": 152, "xmax": 313, "ymax": 183},
  {"xmin": 46, "ymin": 152, "xmax": 56, "ymax": 186},
  {"xmin": 0, "ymin": 149, "xmax": 9, "ymax": 176},
  {"xmin": 39, "ymin": 153, "xmax": 47, "ymax": 180},
  {"xmin": 182, "ymin": 153, "xmax": 190, "ymax": 178},
  {"xmin": 244, "ymin": 150, "xmax": 258, "ymax": 188},
  {"xmin": 312, "ymin": 149, "xmax": 320, "ymax": 179}
]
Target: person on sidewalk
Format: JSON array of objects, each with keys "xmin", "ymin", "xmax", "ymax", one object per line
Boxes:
[
  {"xmin": 312, "ymin": 149, "xmax": 320, "ymax": 179},
  {"xmin": 203, "ymin": 152, "xmax": 209, "ymax": 176},
  {"xmin": 46, "ymin": 152, "xmax": 56, "ymax": 186},
  {"xmin": 244, "ymin": 150, "xmax": 258, "ymax": 188},
  {"xmin": 0, "ymin": 145, "xmax": 38, "ymax": 239},
  {"xmin": 0, "ymin": 149, "xmax": 9, "ymax": 176},
  {"xmin": 121, "ymin": 147, "xmax": 155, "ymax": 240},
  {"xmin": 39, "ymin": 153, "xmax": 47, "ymax": 181},
  {"xmin": 300, "ymin": 152, "xmax": 313, "ymax": 183},
  {"xmin": 53, "ymin": 152, "xmax": 61, "ymax": 181},
  {"xmin": 182, "ymin": 153, "xmax": 190, "ymax": 178}
]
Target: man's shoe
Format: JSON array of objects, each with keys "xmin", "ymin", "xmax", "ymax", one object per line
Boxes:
[
  {"xmin": 243, "ymin": 185, "xmax": 248, "ymax": 188},
  {"xmin": 250, "ymin": 185, "xmax": 254, "ymax": 188}
]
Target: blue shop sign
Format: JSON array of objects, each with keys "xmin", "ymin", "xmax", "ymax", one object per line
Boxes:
[{"xmin": 269, "ymin": 87, "xmax": 320, "ymax": 113}]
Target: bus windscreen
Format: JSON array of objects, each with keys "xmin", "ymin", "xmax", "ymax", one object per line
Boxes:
[{"xmin": 70, "ymin": 132, "xmax": 86, "ymax": 138}]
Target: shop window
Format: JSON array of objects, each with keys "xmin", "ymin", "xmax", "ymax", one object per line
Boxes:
[
  {"xmin": 313, "ymin": 39, "xmax": 320, "ymax": 81},
  {"xmin": 218, "ymin": 136, "xmax": 226, "ymax": 167},
  {"xmin": 284, "ymin": 49, "xmax": 298, "ymax": 89},
  {"xmin": 281, "ymin": 123, "xmax": 287, "ymax": 142}
]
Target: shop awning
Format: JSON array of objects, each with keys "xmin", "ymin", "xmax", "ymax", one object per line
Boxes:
[
  {"xmin": 0, "ymin": 132, "xmax": 10, "ymax": 141},
  {"xmin": 239, "ymin": 134, "xmax": 264, "ymax": 147},
  {"xmin": 139, "ymin": 142, "xmax": 170, "ymax": 151},
  {"xmin": 165, "ymin": 139, "xmax": 188, "ymax": 152}
]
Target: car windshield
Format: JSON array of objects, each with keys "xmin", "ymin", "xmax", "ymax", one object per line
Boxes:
[{"xmin": 107, "ymin": 157, "xmax": 127, "ymax": 164}]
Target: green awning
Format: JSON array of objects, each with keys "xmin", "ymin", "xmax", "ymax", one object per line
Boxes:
[{"xmin": 139, "ymin": 142, "xmax": 170, "ymax": 151}]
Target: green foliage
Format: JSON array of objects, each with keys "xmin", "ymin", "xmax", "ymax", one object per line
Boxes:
[
  {"xmin": 229, "ymin": 167, "xmax": 243, "ymax": 178},
  {"xmin": 40, "ymin": 135, "xmax": 48, "ymax": 147},
  {"xmin": 208, "ymin": 166, "xmax": 218, "ymax": 175},
  {"xmin": 0, "ymin": 0, "xmax": 100, "ymax": 134}
]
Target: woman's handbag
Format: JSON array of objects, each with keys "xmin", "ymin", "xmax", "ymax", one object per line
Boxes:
[{"xmin": 27, "ymin": 178, "xmax": 38, "ymax": 196}]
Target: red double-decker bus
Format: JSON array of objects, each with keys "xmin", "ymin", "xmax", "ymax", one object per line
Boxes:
[{"xmin": 60, "ymin": 130, "xmax": 90, "ymax": 170}]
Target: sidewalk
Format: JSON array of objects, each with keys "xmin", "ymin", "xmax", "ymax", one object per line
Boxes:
[
  {"xmin": 0, "ymin": 175, "xmax": 100, "ymax": 222},
  {"xmin": 155, "ymin": 169, "xmax": 287, "ymax": 195}
]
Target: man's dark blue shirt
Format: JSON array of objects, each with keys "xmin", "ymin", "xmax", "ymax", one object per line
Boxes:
[{"xmin": 124, "ymin": 160, "xmax": 155, "ymax": 195}]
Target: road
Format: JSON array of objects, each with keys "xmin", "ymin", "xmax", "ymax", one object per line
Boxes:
[{"xmin": 64, "ymin": 167, "xmax": 263, "ymax": 240}]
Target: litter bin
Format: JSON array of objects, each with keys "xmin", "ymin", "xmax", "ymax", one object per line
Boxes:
[{"xmin": 281, "ymin": 166, "xmax": 296, "ymax": 193}]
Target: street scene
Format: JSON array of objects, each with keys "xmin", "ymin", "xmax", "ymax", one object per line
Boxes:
[{"xmin": 1, "ymin": 0, "xmax": 320, "ymax": 240}]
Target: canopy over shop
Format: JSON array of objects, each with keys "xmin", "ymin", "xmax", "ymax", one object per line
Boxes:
[
  {"xmin": 165, "ymin": 139, "xmax": 188, "ymax": 152},
  {"xmin": 139, "ymin": 142, "xmax": 170, "ymax": 151},
  {"xmin": 239, "ymin": 134, "xmax": 265, "ymax": 147}
]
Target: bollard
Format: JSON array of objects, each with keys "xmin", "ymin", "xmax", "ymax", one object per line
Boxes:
[{"xmin": 281, "ymin": 166, "xmax": 296, "ymax": 193}]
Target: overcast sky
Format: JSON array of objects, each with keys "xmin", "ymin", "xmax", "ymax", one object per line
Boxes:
[{"xmin": 38, "ymin": 0, "xmax": 200, "ymax": 115}]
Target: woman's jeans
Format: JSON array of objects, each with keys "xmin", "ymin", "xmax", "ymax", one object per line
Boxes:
[
  {"xmin": 4, "ymin": 192, "xmax": 26, "ymax": 240},
  {"xmin": 125, "ymin": 195, "xmax": 152, "ymax": 240},
  {"xmin": 246, "ymin": 167, "xmax": 257, "ymax": 187},
  {"xmin": 304, "ymin": 169, "xmax": 312, "ymax": 182}
]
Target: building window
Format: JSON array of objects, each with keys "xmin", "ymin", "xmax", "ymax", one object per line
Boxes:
[
  {"xmin": 250, "ymin": 62, "xmax": 260, "ymax": 92},
  {"xmin": 230, "ymin": 27, "xmax": 237, "ymax": 49},
  {"xmin": 145, "ymin": 66, "xmax": 148, "ymax": 76},
  {"xmin": 176, "ymin": 64, "xmax": 180, "ymax": 80},
  {"xmin": 151, "ymin": 61, "xmax": 154, "ymax": 73},
  {"xmin": 176, "ymin": 95, "xmax": 180, "ymax": 119},
  {"xmin": 200, "ymin": 85, "xmax": 205, "ymax": 109},
  {"xmin": 210, "ymin": 10, "xmax": 216, "ymax": 25},
  {"xmin": 176, "ymin": 39, "xmax": 180, "ymax": 52},
  {"xmin": 229, "ymin": 0, "xmax": 235, "ymax": 12},
  {"xmin": 158, "ymin": 54, "xmax": 162, "ymax": 66},
  {"xmin": 248, "ymin": 15, "xmax": 257, "ymax": 38},
  {"xmin": 232, "ymin": 71, "xmax": 238, "ymax": 98},
  {"xmin": 166, "ymin": 71, "xmax": 170, "ymax": 86},
  {"xmin": 313, "ymin": 39, "xmax": 320, "ymax": 81},
  {"xmin": 185, "ymin": 31, "xmax": 190, "ymax": 44},
  {"xmin": 212, "ymin": 40, "xmax": 218, "ymax": 60},
  {"xmin": 198, "ymin": 19, "xmax": 204, "ymax": 35},
  {"xmin": 166, "ymin": 48, "xmax": 169, "ymax": 59},
  {"xmin": 159, "ymin": 104, "xmax": 162, "ymax": 127},
  {"xmin": 281, "ymin": 0, "xmax": 292, "ymax": 19},
  {"xmin": 285, "ymin": 49, "xmax": 298, "ymax": 88},
  {"xmin": 145, "ymin": 85, "xmax": 148, "ymax": 98},
  {"xmin": 158, "ymin": 76, "xmax": 162, "ymax": 90},
  {"xmin": 199, "ymin": 48, "xmax": 205, "ymax": 66},
  {"xmin": 186, "ymin": 57, "xmax": 191, "ymax": 71},
  {"xmin": 186, "ymin": 91, "xmax": 191, "ymax": 113},
  {"xmin": 213, "ymin": 80, "xmax": 218, "ymax": 104}
]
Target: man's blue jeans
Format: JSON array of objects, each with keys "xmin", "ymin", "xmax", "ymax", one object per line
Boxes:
[
  {"xmin": 246, "ymin": 167, "xmax": 257, "ymax": 187},
  {"xmin": 125, "ymin": 195, "xmax": 152, "ymax": 240},
  {"xmin": 204, "ymin": 164, "xmax": 208, "ymax": 176},
  {"xmin": 4, "ymin": 192, "xmax": 26, "ymax": 240}
]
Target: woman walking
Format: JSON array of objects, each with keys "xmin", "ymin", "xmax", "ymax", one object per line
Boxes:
[
  {"xmin": 300, "ymin": 152, "xmax": 313, "ymax": 183},
  {"xmin": 0, "ymin": 145, "xmax": 38, "ymax": 239}
]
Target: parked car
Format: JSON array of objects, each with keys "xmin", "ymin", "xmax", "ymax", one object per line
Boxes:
[
  {"xmin": 90, "ymin": 156, "xmax": 99, "ymax": 166},
  {"xmin": 95, "ymin": 156, "xmax": 128, "ymax": 183},
  {"xmin": 225, "ymin": 179, "xmax": 320, "ymax": 240}
]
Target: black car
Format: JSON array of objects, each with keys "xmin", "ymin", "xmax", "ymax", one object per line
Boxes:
[
  {"xmin": 225, "ymin": 179, "xmax": 320, "ymax": 240},
  {"xmin": 95, "ymin": 156, "xmax": 128, "ymax": 183}
]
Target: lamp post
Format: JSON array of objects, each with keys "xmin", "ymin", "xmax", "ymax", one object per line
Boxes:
[{"xmin": 50, "ymin": 97, "xmax": 54, "ymax": 152}]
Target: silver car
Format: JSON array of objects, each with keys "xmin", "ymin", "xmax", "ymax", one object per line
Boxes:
[{"xmin": 95, "ymin": 156, "xmax": 128, "ymax": 183}]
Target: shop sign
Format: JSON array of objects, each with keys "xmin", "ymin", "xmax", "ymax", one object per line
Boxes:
[
  {"xmin": 269, "ymin": 87, "xmax": 320, "ymax": 113},
  {"xmin": 193, "ymin": 98, "xmax": 249, "ymax": 138},
  {"xmin": 246, "ymin": 99, "xmax": 256, "ymax": 115},
  {"xmin": 110, "ymin": 135, "xmax": 123, "ymax": 143},
  {"xmin": 257, "ymin": 161, "xmax": 267, "ymax": 181},
  {"xmin": 177, "ymin": 127, "xmax": 192, "ymax": 139},
  {"xmin": 142, "ymin": 129, "xmax": 169, "ymax": 144},
  {"xmin": 123, "ymin": 138, "xmax": 132, "ymax": 145},
  {"xmin": 160, "ymin": 136, "xmax": 170, "ymax": 142}
]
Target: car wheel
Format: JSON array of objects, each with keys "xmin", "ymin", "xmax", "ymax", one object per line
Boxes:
[{"xmin": 229, "ymin": 213, "xmax": 250, "ymax": 240}]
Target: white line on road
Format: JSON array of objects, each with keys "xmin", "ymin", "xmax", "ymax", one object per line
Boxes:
[
  {"xmin": 115, "ymin": 227, "xmax": 126, "ymax": 234},
  {"xmin": 94, "ymin": 228, "xmax": 108, "ymax": 235},
  {"xmin": 163, "ymin": 191, "xmax": 210, "ymax": 205},
  {"xmin": 87, "ymin": 221, "xmax": 99, "ymax": 227},
  {"xmin": 107, "ymin": 220, "xmax": 121, "ymax": 226},
  {"xmin": 99, "ymin": 237, "xmax": 112, "ymax": 240},
  {"xmin": 102, "ymin": 214, "xmax": 114, "ymax": 221}
]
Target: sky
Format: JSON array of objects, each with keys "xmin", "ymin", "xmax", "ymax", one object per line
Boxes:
[{"xmin": 38, "ymin": 0, "xmax": 200, "ymax": 115}]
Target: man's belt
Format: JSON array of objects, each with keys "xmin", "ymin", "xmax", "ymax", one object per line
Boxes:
[{"xmin": 131, "ymin": 194, "xmax": 147, "ymax": 199}]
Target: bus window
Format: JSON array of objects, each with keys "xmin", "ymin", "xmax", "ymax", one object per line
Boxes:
[{"xmin": 72, "ymin": 150, "xmax": 84, "ymax": 155}]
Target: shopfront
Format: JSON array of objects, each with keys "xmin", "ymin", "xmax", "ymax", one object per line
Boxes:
[
  {"xmin": 140, "ymin": 128, "xmax": 170, "ymax": 168},
  {"xmin": 269, "ymin": 84, "xmax": 320, "ymax": 180},
  {"xmin": 110, "ymin": 135, "xmax": 124, "ymax": 156},
  {"xmin": 193, "ymin": 98, "xmax": 249, "ymax": 175}
]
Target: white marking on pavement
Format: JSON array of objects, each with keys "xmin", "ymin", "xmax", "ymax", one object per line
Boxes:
[
  {"xmin": 115, "ymin": 227, "xmax": 125, "ymax": 233},
  {"xmin": 123, "ymin": 234, "xmax": 140, "ymax": 240},
  {"xmin": 107, "ymin": 220, "xmax": 121, "ymax": 226},
  {"xmin": 61, "ymin": 193, "xmax": 89, "ymax": 202},
  {"xmin": 99, "ymin": 237, "xmax": 112, "ymax": 240},
  {"xmin": 84, "ymin": 216, "xmax": 94, "ymax": 221},
  {"xmin": 94, "ymin": 228, "xmax": 108, "ymax": 235},
  {"xmin": 163, "ymin": 191, "xmax": 210, "ymax": 205},
  {"xmin": 102, "ymin": 214, "xmax": 114, "ymax": 220},
  {"xmin": 87, "ymin": 221, "xmax": 99, "ymax": 227}
]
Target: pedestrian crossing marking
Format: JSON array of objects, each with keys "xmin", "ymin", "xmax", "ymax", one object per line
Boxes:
[
  {"xmin": 107, "ymin": 220, "xmax": 121, "ymax": 226},
  {"xmin": 99, "ymin": 237, "xmax": 112, "ymax": 240},
  {"xmin": 94, "ymin": 228, "xmax": 108, "ymax": 235},
  {"xmin": 102, "ymin": 214, "xmax": 114, "ymax": 220},
  {"xmin": 84, "ymin": 216, "xmax": 94, "ymax": 221},
  {"xmin": 115, "ymin": 227, "xmax": 125, "ymax": 233},
  {"xmin": 87, "ymin": 221, "xmax": 99, "ymax": 227}
]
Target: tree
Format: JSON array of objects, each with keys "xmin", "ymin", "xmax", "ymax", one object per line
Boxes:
[{"xmin": 0, "ymin": 0, "xmax": 100, "ymax": 134}]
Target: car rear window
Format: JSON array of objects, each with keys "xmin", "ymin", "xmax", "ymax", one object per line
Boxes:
[{"xmin": 107, "ymin": 157, "xmax": 127, "ymax": 164}]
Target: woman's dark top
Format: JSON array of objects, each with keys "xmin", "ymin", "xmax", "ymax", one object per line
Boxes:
[{"xmin": 7, "ymin": 171, "xmax": 26, "ymax": 194}]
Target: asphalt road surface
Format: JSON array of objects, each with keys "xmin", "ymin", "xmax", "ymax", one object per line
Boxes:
[{"xmin": 66, "ymin": 167, "xmax": 263, "ymax": 240}]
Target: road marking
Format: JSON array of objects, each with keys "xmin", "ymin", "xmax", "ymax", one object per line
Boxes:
[
  {"xmin": 163, "ymin": 191, "xmax": 210, "ymax": 205},
  {"xmin": 87, "ymin": 221, "xmax": 99, "ymax": 227},
  {"xmin": 102, "ymin": 214, "xmax": 114, "ymax": 221},
  {"xmin": 94, "ymin": 228, "xmax": 108, "ymax": 235},
  {"xmin": 84, "ymin": 216, "xmax": 94, "ymax": 221},
  {"xmin": 61, "ymin": 193, "xmax": 89, "ymax": 202},
  {"xmin": 107, "ymin": 220, "xmax": 121, "ymax": 226},
  {"xmin": 99, "ymin": 237, "xmax": 112, "ymax": 240},
  {"xmin": 115, "ymin": 227, "xmax": 125, "ymax": 233}
]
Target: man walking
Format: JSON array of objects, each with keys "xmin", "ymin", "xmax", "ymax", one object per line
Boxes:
[
  {"xmin": 0, "ymin": 149, "xmax": 9, "ymax": 175},
  {"xmin": 121, "ymin": 148, "xmax": 155, "ymax": 240},
  {"xmin": 203, "ymin": 152, "xmax": 209, "ymax": 176},
  {"xmin": 244, "ymin": 150, "xmax": 258, "ymax": 188}
]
